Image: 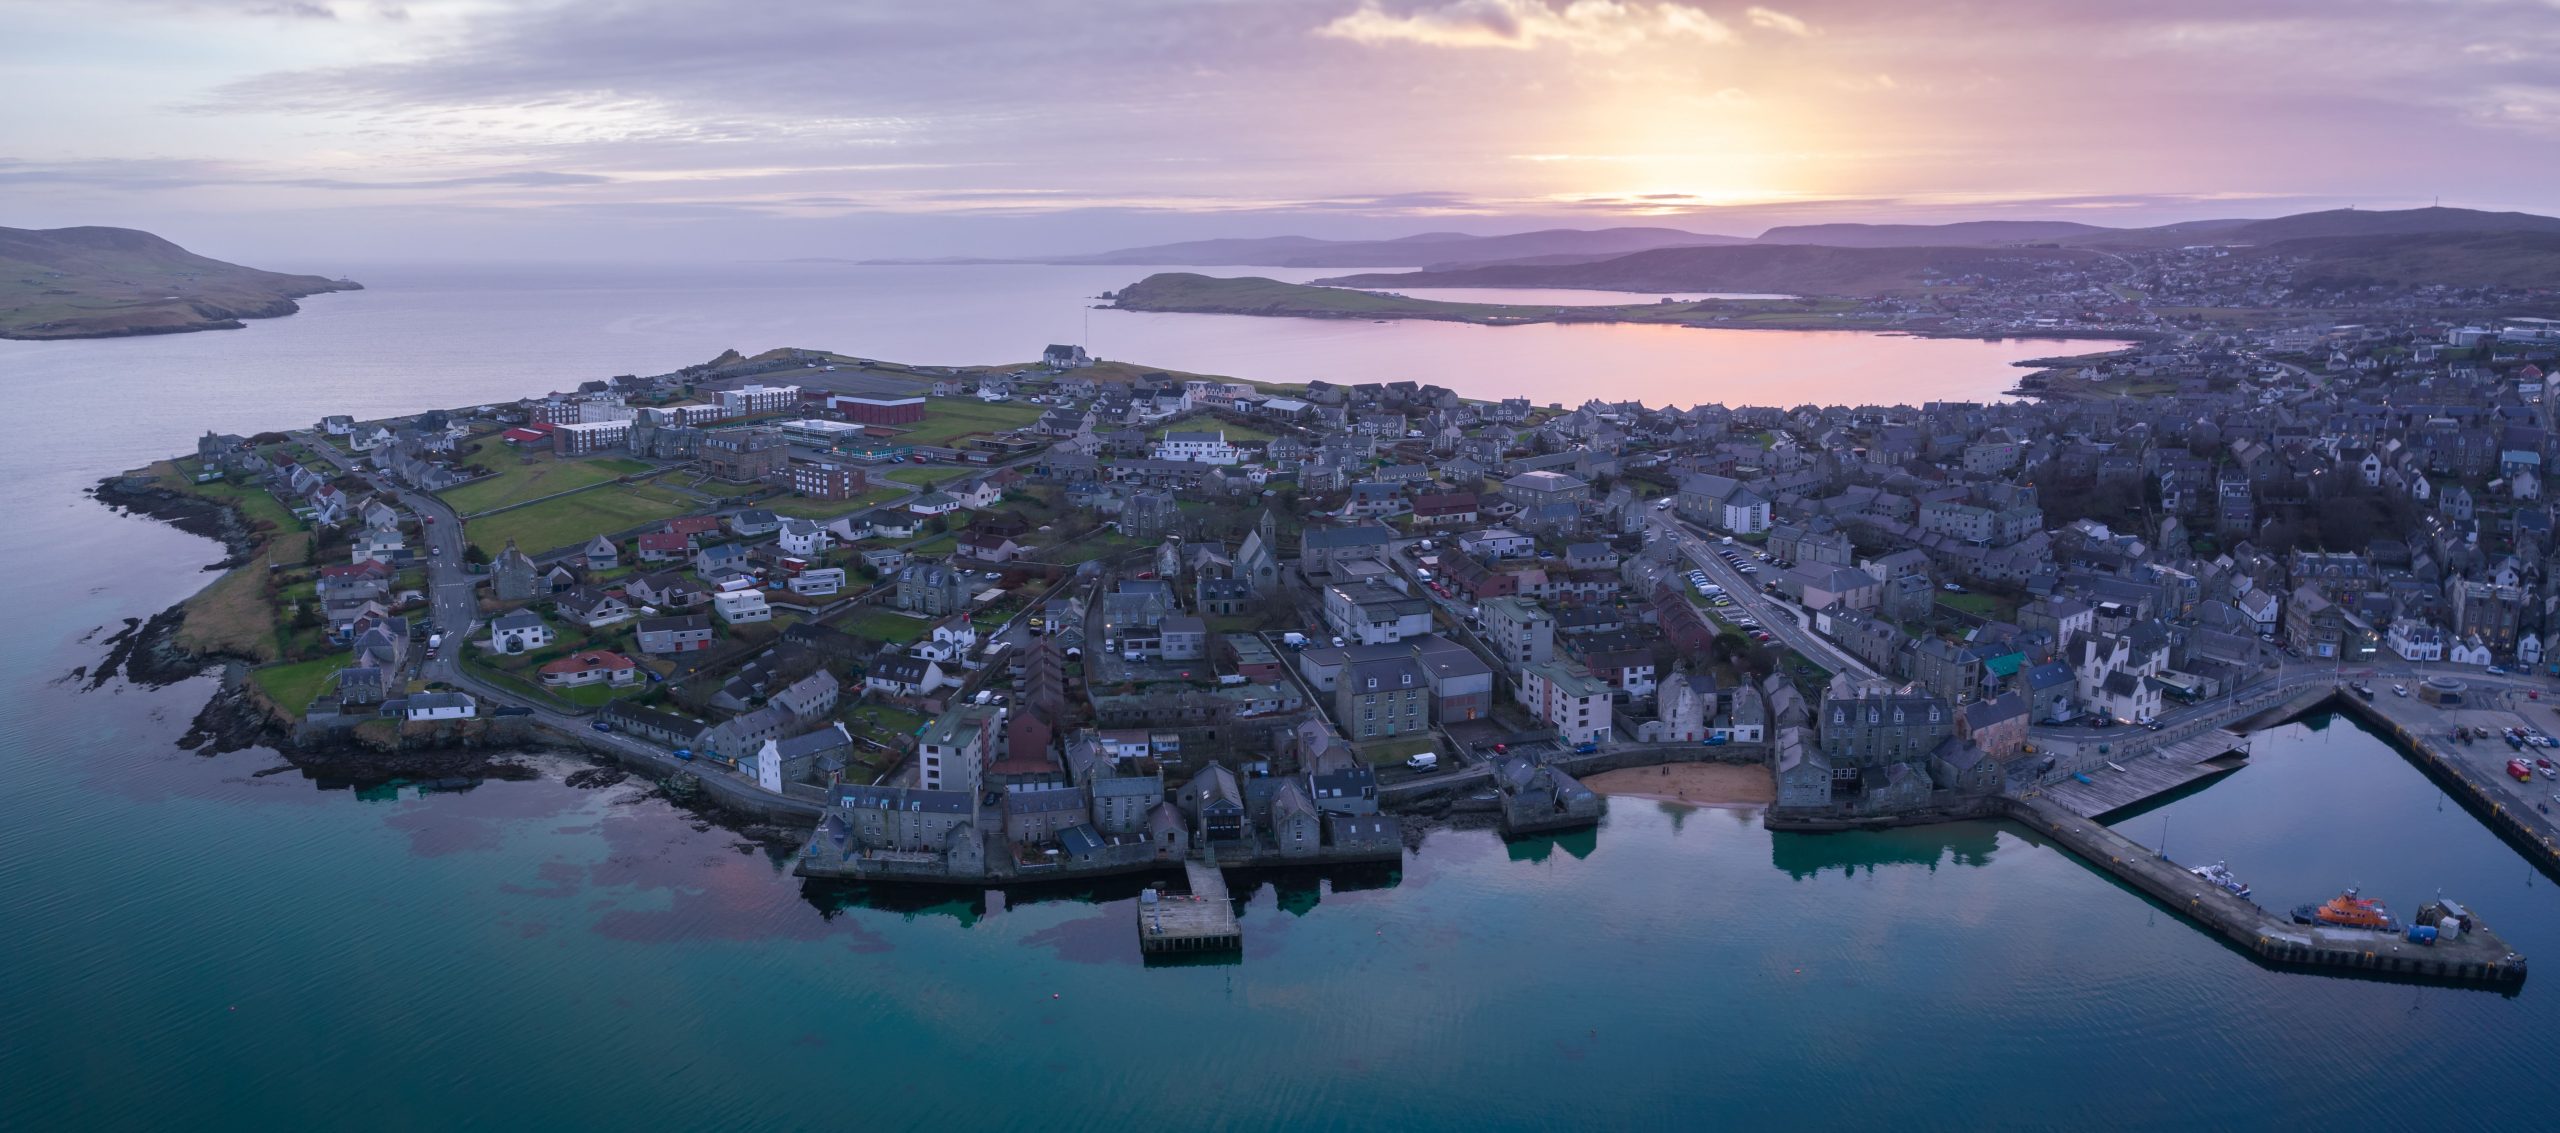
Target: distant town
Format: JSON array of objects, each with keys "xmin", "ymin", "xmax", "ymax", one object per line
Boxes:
[{"xmin": 111, "ymin": 306, "xmax": 2560, "ymax": 973}]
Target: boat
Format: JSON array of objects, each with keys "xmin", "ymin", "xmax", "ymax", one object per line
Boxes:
[
  {"xmin": 2189, "ymin": 860, "xmax": 2252, "ymax": 898},
  {"xmin": 2291, "ymin": 887, "xmax": 2398, "ymax": 931}
]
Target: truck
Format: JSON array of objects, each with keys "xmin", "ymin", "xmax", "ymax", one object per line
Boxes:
[
  {"xmin": 1404, "ymin": 752, "xmax": 1438, "ymax": 771},
  {"xmin": 427, "ymin": 633, "xmax": 443, "ymax": 652},
  {"xmin": 1280, "ymin": 632, "xmax": 1308, "ymax": 648}
]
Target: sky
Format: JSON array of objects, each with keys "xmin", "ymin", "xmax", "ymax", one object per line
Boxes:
[{"xmin": 6, "ymin": 0, "xmax": 2560, "ymax": 264}]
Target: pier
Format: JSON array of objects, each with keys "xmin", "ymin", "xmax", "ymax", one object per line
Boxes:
[
  {"xmin": 1137, "ymin": 861, "xmax": 1241, "ymax": 955},
  {"xmin": 2035, "ymin": 729, "xmax": 2250, "ymax": 818},
  {"xmin": 2005, "ymin": 795, "xmax": 2527, "ymax": 989}
]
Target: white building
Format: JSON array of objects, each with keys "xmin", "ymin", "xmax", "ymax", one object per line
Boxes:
[
  {"xmin": 405, "ymin": 692, "xmax": 477, "ymax": 721},
  {"xmin": 787, "ymin": 567, "xmax": 846, "ymax": 597},
  {"xmin": 718, "ymin": 384, "xmax": 801, "ymax": 416},
  {"xmin": 1517, "ymin": 662, "xmax": 1613, "ymax": 745},
  {"xmin": 1153, "ymin": 430, "xmax": 1239, "ymax": 465},
  {"xmin": 713, "ymin": 588, "xmax": 772, "ymax": 624}
]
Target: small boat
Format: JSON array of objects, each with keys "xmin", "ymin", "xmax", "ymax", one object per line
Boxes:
[
  {"xmin": 2291, "ymin": 887, "xmax": 2398, "ymax": 932},
  {"xmin": 2105, "ymin": 761, "xmax": 2127, "ymax": 773},
  {"xmin": 2189, "ymin": 860, "xmax": 2252, "ymax": 898}
]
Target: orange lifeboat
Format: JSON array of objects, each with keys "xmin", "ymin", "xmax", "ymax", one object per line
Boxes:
[{"xmin": 2291, "ymin": 887, "xmax": 2397, "ymax": 931}]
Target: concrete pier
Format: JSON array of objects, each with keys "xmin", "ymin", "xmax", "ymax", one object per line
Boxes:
[
  {"xmin": 2006, "ymin": 795, "xmax": 2527, "ymax": 989},
  {"xmin": 1137, "ymin": 861, "xmax": 1241, "ymax": 954},
  {"xmin": 2035, "ymin": 730, "xmax": 2250, "ymax": 818}
]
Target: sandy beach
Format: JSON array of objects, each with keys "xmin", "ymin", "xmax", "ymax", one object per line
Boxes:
[{"xmin": 1583, "ymin": 763, "xmax": 1775, "ymax": 808}]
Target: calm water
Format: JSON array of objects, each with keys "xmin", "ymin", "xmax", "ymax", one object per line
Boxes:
[
  {"xmin": 1339, "ymin": 285, "xmax": 1797, "ymax": 306},
  {"xmin": 0, "ymin": 261, "xmax": 2108, "ymax": 411},
  {"xmin": 5, "ymin": 268, "xmax": 2554, "ymax": 1129}
]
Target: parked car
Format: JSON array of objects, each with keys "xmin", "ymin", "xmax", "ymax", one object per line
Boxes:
[{"xmin": 591, "ymin": 721, "xmax": 612, "ymax": 733}]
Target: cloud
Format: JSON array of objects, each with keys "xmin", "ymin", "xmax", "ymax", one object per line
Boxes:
[
  {"xmin": 1317, "ymin": 0, "xmax": 1734, "ymax": 52},
  {"xmin": 250, "ymin": 1, "xmax": 337, "ymax": 17},
  {"xmin": 1743, "ymin": 6, "xmax": 1808, "ymax": 36}
]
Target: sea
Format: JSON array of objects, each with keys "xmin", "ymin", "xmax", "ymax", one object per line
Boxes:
[{"xmin": 4, "ymin": 263, "xmax": 2555, "ymax": 1131}]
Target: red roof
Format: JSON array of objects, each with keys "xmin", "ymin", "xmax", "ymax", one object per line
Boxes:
[
  {"xmin": 502, "ymin": 426, "xmax": 552, "ymax": 443},
  {"xmin": 636, "ymin": 532, "xmax": 688, "ymax": 551},
  {"xmin": 539, "ymin": 650, "xmax": 636, "ymax": 676},
  {"xmin": 664, "ymin": 516, "xmax": 722, "ymax": 536}
]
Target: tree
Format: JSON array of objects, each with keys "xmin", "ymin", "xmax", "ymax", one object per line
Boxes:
[{"xmin": 463, "ymin": 543, "xmax": 490, "ymax": 565}]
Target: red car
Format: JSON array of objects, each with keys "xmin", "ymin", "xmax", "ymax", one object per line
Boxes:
[{"xmin": 2510, "ymin": 758, "xmax": 2535, "ymax": 783}]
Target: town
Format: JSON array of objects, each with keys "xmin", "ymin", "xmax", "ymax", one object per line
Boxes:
[{"xmin": 125, "ymin": 313, "xmax": 2560, "ymax": 974}]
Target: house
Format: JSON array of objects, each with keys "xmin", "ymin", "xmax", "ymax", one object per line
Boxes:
[
  {"xmin": 635, "ymin": 531, "xmax": 689, "ymax": 562},
  {"xmin": 1676, "ymin": 473, "xmax": 1771, "ymax": 534},
  {"xmin": 918, "ymin": 704, "xmax": 1002, "ymax": 795},
  {"xmin": 865, "ymin": 652, "xmax": 948, "ymax": 698},
  {"xmin": 712, "ymin": 588, "xmax": 772, "ymax": 624},
  {"xmin": 694, "ymin": 543, "xmax": 751, "ymax": 578},
  {"xmin": 729, "ymin": 509, "xmax": 782, "ymax": 537},
  {"xmin": 1154, "ymin": 430, "xmax": 1239, "ymax": 465},
  {"xmin": 1337, "ymin": 655, "xmax": 1431, "ymax": 740},
  {"xmin": 756, "ymin": 723, "xmax": 854, "ymax": 792},
  {"xmin": 485, "ymin": 610, "xmax": 554, "ymax": 655},
  {"xmin": 1517, "ymin": 662, "xmax": 1612, "ymax": 745},
  {"xmin": 1182, "ymin": 763, "xmax": 1247, "ymax": 842},
  {"xmin": 1411, "ymin": 491, "xmax": 1480, "ymax": 527},
  {"xmin": 777, "ymin": 519, "xmax": 831, "ymax": 557},
  {"xmin": 556, "ymin": 586, "xmax": 631, "ymax": 629},
  {"xmin": 624, "ymin": 571, "xmax": 706, "ymax": 610},
  {"xmin": 584, "ymin": 535, "xmax": 619, "ymax": 571},
  {"xmin": 1457, "ymin": 527, "xmax": 1536, "ymax": 561},
  {"xmin": 917, "ymin": 615, "xmax": 980, "ymax": 664},
  {"xmin": 787, "ymin": 567, "xmax": 846, "ymax": 597},
  {"xmin": 539, "ymin": 649, "xmax": 641, "ymax": 688},
  {"xmin": 405, "ymin": 691, "xmax": 477, "ymax": 721},
  {"xmin": 636, "ymin": 614, "xmax": 715, "ymax": 654}
]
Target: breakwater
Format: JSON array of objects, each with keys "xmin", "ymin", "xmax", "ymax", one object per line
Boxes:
[{"xmin": 2005, "ymin": 793, "xmax": 2527, "ymax": 989}]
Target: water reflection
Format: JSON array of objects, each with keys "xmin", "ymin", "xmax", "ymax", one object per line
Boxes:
[
  {"xmin": 1768, "ymin": 822, "xmax": 2002, "ymax": 879},
  {"xmin": 1505, "ymin": 827, "xmax": 1600, "ymax": 863}
]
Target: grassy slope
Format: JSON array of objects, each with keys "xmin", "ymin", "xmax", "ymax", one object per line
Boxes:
[
  {"xmin": 1306, "ymin": 243, "xmax": 2098, "ymax": 297},
  {"xmin": 0, "ymin": 226, "xmax": 360, "ymax": 339},
  {"xmin": 1112, "ymin": 273, "xmax": 1860, "ymax": 325},
  {"xmin": 465, "ymin": 483, "xmax": 695, "ymax": 557},
  {"xmin": 438, "ymin": 441, "xmax": 634, "ymax": 514}
]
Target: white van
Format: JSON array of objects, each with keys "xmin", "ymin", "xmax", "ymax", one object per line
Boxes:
[{"xmin": 1405, "ymin": 752, "xmax": 1439, "ymax": 771}]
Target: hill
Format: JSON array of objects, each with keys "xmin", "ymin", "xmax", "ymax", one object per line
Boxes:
[
  {"xmin": 1756, "ymin": 220, "xmax": 2119, "ymax": 247},
  {"xmin": 0, "ymin": 226, "xmax": 361, "ymax": 340},
  {"xmin": 2220, "ymin": 206, "xmax": 2560, "ymax": 245},
  {"xmin": 2276, "ymin": 230, "xmax": 2560, "ymax": 290},
  {"xmin": 917, "ymin": 226, "xmax": 1754, "ymax": 269},
  {"xmin": 1313, "ymin": 243, "xmax": 2107, "ymax": 297}
]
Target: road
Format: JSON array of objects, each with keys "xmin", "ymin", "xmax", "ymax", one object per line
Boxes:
[{"xmin": 1645, "ymin": 513, "xmax": 1875, "ymax": 680}]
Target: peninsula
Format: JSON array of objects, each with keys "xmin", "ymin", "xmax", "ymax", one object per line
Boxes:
[
  {"xmin": 96, "ymin": 310, "xmax": 2560, "ymax": 979},
  {"xmin": 0, "ymin": 225, "xmax": 361, "ymax": 340}
]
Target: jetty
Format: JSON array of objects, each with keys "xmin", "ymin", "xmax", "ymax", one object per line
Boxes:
[
  {"xmin": 2006, "ymin": 794, "xmax": 2526, "ymax": 989},
  {"xmin": 1137, "ymin": 861, "xmax": 1241, "ymax": 955},
  {"xmin": 2037, "ymin": 729, "xmax": 2250, "ymax": 818}
]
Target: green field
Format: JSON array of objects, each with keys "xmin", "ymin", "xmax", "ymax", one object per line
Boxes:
[
  {"xmin": 249, "ymin": 656, "xmax": 344, "ymax": 714},
  {"xmin": 900, "ymin": 399, "xmax": 1043, "ymax": 446},
  {"xmin": 440, "ymin": 442, "xmax": 640, "ymax": 515},
  {"xmin": 466, "ymin": 483, "xmax": 694, "ymax": 556},
  {"xmin": 763, "ymin": 486, "xmax": 903, "ymax": 519},
  {"xmin": 884, "ymin": 465, "xmax": 972, "ymax": 487},
  {"xmin": 838, "ymin": 606, "xmax": 932, "ymax": 644}
]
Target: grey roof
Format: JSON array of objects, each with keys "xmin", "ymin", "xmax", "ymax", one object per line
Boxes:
[{"xmin": 831, "ymin": 784, "xmax": 973, "ymax": 814}]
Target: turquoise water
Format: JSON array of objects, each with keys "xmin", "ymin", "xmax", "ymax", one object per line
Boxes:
[
  {"xmin": 0, "ymin": 272, "xmax": 2544, "ymax": 1128},
  {"xmin": 8, "ymin": 680, "xmax": 2560, "ymax": 1128}
]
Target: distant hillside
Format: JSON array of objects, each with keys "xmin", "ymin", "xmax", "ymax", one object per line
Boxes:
[
  {"xmin": 2221, "ymin": 206, "xmax": 2560, "ymax": 245},
  {"xmin": 1314, "ymin": 243, "xmax": 2107, "ymax": 297},
  {"xmin": 1757, "ymin": 220, "xmax": 2118, "ymax": 247},
  {"xmin": 2276, "ymin": 231, "xmax": 2560, "ymax": 290},
  {"xmin": 928, "ymin": 226, "xmax": 1753, "ymax": 269},
  {"xmin": 0, "ymin": 226, "xmax": 360, "ymax": 340}
]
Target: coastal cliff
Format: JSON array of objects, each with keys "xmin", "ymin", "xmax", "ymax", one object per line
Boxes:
[{"xmin": 1, "ymin": 226, "xmax": 362, "ymax": 340}]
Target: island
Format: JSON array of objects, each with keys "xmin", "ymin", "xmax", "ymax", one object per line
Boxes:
[
  {"xmin": 1, "ymin": 225, "xmax": 361, "ymax": 340},
  {"xmin": 91, "ymin": 318, "xmax": 2554, "ymax": 979}
]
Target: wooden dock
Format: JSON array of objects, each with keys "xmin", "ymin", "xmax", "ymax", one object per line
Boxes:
[
  {"xmin": 2038, "ymin": 730, "xmax": 2250, "ymax": 818},
  {"xmin": 1137, "ymin": 861, "xmax": 1241, "ymax": 955},
  {"xmin": 2006, "ymin": 795, "xmax": 2526, "ymax": 989}
]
